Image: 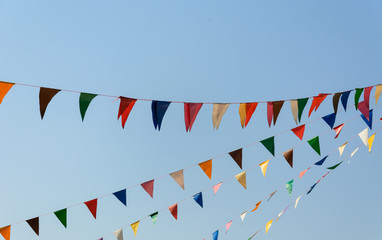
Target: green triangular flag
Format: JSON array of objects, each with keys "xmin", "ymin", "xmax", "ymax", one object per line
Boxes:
[
  {"xmin": 150, "ymin": 212, "xmax": 158, "ymax": 225},
  {"xmin": 286, "ymin": 179, "xmax": 293, "ymax": 196},
  {"xmin": 354, "ymin": 88, "xmax": 364, "ymax": 110},
  {"xmin": 297, "ymin": 98, "xmax": 309, "ymax": 122},
  {"xmin": 307, "ymin": 136, "xmax": 321, "ymax": 155},
  {"xmin": 327, "ymin": 161, "xmax": 343, "ymax": 170},
  {"xmin": 79, "ymin": 92, "xmax": 97, "ymax": 121},
  {"xmin": 260, "ymin": 136, "xmax": 275, "ymax": 156},
  {"xmin": 54, "ymin": 209, "xmax": 67, "ymax": 228}
]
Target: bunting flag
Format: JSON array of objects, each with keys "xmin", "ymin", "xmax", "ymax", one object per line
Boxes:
[
  {"xmin": 341, "ymin": 91, "xmax": 351, "ymax": 111},
  {"xmin": 307, "ymin": 183, "xmax": 317, "ymax": 194},
  {"xmin": 150, "ymin": 212, "xmax": 158, "ymax": 225},
  {"xmin": 268, "ymin": 190, "xmax": 277, "ymax": 202},
  {"xmin": 212, "ymin": 103, "xmax": 229, "ymax": 129},
  {"xmin": 267, "ymin": 102, "xmax": 273, "ymax": 127},
  {"xmin": 338, "ymin": 142, "xmax": 348, "ymax": 157},
  {"xmin": 314, "ymin": 155, "xmax": 328, "ymax": 166},
  {"xmin": 333, "ymin": 123, "xmax": 344, "ymax": 139},
  {"xmin": 114, "ymin": 229, "xmax": 123, "ymax": 240},
  {"xmin": 364, "ymin": 86, "xmax": 373, "ymax": 108},
  {"xmin": 361, "ymin": 109, "xmax": 373, "ymax": 130},
  {"xmin": 212, "ymin": 230, "xmax": 219, "ymax": 240},
  {"xmin": 198, "ymin": 160, "xmax": 212, "ymax": 179},
  {"xmin": 225, "ymin": 221, "xmax": 232, "ymax": 233},
  {"xmin": 295, "ymin": 195, "xmax": 303, "ymax": 208},
  {"xmin": 235, "ymin": 171, "xmax": 247, "ymax": 189},
  {"xmin": 0, "ymin": 82, "xmax": 14, "ymax": 104},
  {"xmin": 184, "ymin": 103, "xmax": 203, "ymax": 131},
  {"xmin": 39, "ymin": 87, "xmax": 60, "ymax": 119},
  {"xmin": 152, "ymin": 101, "xmax": 171, "ymax": 130},
  {"xmin": 299, "ymin": 167, "xmax": 310, "ymax": 178},
  {"xmin": 286, "ymin": 179, "xmax": 294, "ymax": 196},
  {"xmin": 308, "ymin": 94, "xmax": 328, "ymax": 117},
  {"xmin": 131, "ymin": 221, "xmax": 140, "ymax": 237},
  {"xmin": 291, "ymin": 125, "xmax": 305, "ymax": 140},
  {"xmin": 168, "ymin": 203, "xmax": 178, "ymax": 220},
  {"xmin": 229, "ymin": 148, "xmax": 243, "ymax": 169},
  {"xmin": 118, "ymin": 97, "xmax": 137, "ymax": 129},
  {"xmin": 358, "ymin": 101, "xmax": 370, "ymax": 121},
  {"xmin": 26, "ymin": 217, "xmax": 39, "ymax": 236},
  {"xmin": 354, "ymin": 88, "xmax": 364, "ymax": 110},
  {"xmin": 170, "ymin": 170, "xmax": 185, "ymax": 190},
  {"xmin": 322, "ymin": 113, "xmax": 336, "ymax": 129},
  {"xmin": 265, "ymin": 220, "xmax": 273, "ymax": 234},
  {"xmin": 79, "ymin": 92, "xmax": 97, "ymax": 121},
  {"xmin": 297, "ymin": 98, "xmax": 309, "ymax": 122},
  {"xmin": 248, "ymin": 230, "xmax": 261, "ymax": 240},
  {"xmin": 332, "ymin": 92, "xmax": 341, "ymax": 114},
  {"xmin": 368, "ymin": 133, "xmax": 376, "ymax": 152},
  {"xmin": 282, "ymin": 149, "xmax": 293, "ymax": 168},
  {"xmin": 193, "ymin": 192, "xmax": 203, "ymax": 208},
  {"xmin": 113, "ymin": 189, "xmax": 127, "ymax": 206},
  {"xmin": 290, "ymin": 100, "xmax": 298, "ymax": 124},
  {"xmin": 327, "ymin": 161, "xmax": 343, "ymax": 170},
  {"xmin": 84, "ymin": 199, "xmax": 98, "ymax": 219},
  {"xmin": 141, "ymin": 179, "xmax": 154, "ymax": 198},
  {"xmin": 251, "ymin": 201, "xmax": 262, "ymax": 212},
  {"xmin": 272, "ymin": 101, "xmax": 284, "ymax": 125},
  {"xmin": 0, "ymin": 226, "xmax": 10, "ymax": 240},
  {"xmin": 240, "ymin": 212, "xmax": 247, "ymax": 222},
  {"xmin": 259, "ymin": 160, "xmax": 270, "ymax": 177},
  {"xmin": 213, "ymin": 182, "xmax": 222, "ymax": 195},
  {"xmin": 351, "ymin": 147, "xmax": 359, "ymax": 158},
  {"xmin": 375, "ymin": 84, "xmax": 382, "ymax": 104},
  {"xmin": 359, "ymin": 128, "xmax": 369, "ymax": 146},
  {"xmin": 275, "ymin": 210, "xmax": 284, "ymax": 221},
  {"xmin": 307, "ymin": 136, "xmax": 321, "ymax": 155},
  {"xmin": 260, "ymin": 136, "xmax": 275, "ymax": 156},
  {"xmin": 54, "ymin": 209, "xmax": 67, "ymax": 228},
  {"xmin": 239, "ymin": 102, "xmax": 258, "ymax": 127}
]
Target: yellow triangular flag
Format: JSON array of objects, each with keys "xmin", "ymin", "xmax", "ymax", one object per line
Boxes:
[
  {"xmin": 368, "ymin": 133, "xmax": 376, "ymax": 153},
  {"xmin": 359, "ymin": 128, "xmax": 368, "ymax": 147},
  {"xmin": 290, "ymin": 100, "xmax": 298, "ymax": 124},
  {"xmin": 239, "ymin": 103, "xmax": 246, "ymax": 128},
  {"xmin": 259, "ymin": 160, "xmax": 270, "ymax": 177},
  {"xmin": 338, "ymin": 142, "xmax": 348, "ymax": 157},
  {"xmin": 376, "ymin": 84, "xmax": 382, "ymax": 104},
  {"xmin": 169, "ymin": 169, "xmax": 185, "ymax": 190},
  {"xmin": 212, "ymin": 103, "xmax": 229, "ymax": 129},
  {"xmin": 265, "ymin": 219, "xmax": 273, "ymax": 234},
  {"xmin": 0, "ymin": 226, "xmax": 10, "ymax": 240},
  {"xmin": 114, "ymin": 229, "xmax": 124, "ymax": 240},
  {"xmin": 131, "ymin": 221, "xmax": 140, "ymax": 237},
  {"xmin": 235, "ymin": 171, "xmax": 247, "ymax": 189},
  {"xmin": 295, "ymin": 195, "xmax": 303, "ymax": 208}
]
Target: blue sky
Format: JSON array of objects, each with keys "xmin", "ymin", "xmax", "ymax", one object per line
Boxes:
[{"xmin": 0, "ymin": 0, "xmax": 381, "ymax": 239}]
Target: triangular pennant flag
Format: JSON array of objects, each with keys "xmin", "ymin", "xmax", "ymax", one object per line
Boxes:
[
  {"xmin": 113, "ymin": 189, "xmax": 127, "ymax": 206},
  {"xmin": 307, "ymin": 183, "xmax": 317, "ymax": 194},
  {"xmin": 265, "ymin": 220, "xmax": 273, "ymax": 234},
  {"xmin": 0, "ymin": 82, "xmax": 14, "ymax": 105},
  {"xmin": 290, "ymin": 100, "xmax": 298, "ymax": 124},
  {"xmin": 248, "ymin": 230, "xmax": 261, "ymax": 240},
  {"xmin": 212, "ymin": 103, "xmax": 229, "ymax": 129},
  {"xmin": 260, "ymin": 136, "xmax": 275, "ymax": 156},
  {"xmin": 332, "ymin": 92, "xmax": 342, "ymax": 114},
  {"xmin": 54, "ymin": 209, "xmax": 67, "ymax": 228},
  {"xmin": 184, "ymin": 103, "xmax": 203, "ymax": 131},
  {"xmin": 141, "ymin": 179, "xmax": 154, "ymax": 198},
  {"xmin": 199, "ymin": 160, "xmax": 212, "ymax": 179},
  {"xmin": 239, "ymin": 103, "xmax": 247, "ymax": 128},
  {"xmin": 338, "ymin": 142, "xmax": 348, "ymax": 157},
  {"xmin": 297, "ymin": 98, "xmax": 309, "ymax": 122},
  {"xmin": 341, "ymin": 91, "xmax": 351, "ymax": 111},
  {"xmin": 240, "ymin": 212, "xmax": 247, "ymax": 222},
  {"xmin": 251, "ymin": 201, "xmax": 262, "ymax": 212},
  {"xmin": 358, "ymin": 101, "xmax": 370, "ymax": 121},
  {"xmin": 193, "ymin": 192, "xmax": 203, "ymax": 208},
  {"xmin": 291, "ymin": 125, "xmax": 305, "ymax": 140},
  {"xmin": 368, "ymin": 133, "xmax": 376, "ymax": 152},
  {"xmin": 272, "ymin": 101, "xmax": 284, "ymax": 125},
  {"xmin": 114, "ymin": 229, "xmax": 123, "ymax": 240},
  {"xmin": 79, "ymin": 92, "xmax": 97, "ymax": 121},
  {"xmin": 225, "ymin": 221, "xmax": 232, "ymax": 233},
  {"xmin": 351, "ymin": 147, "xmax": 359, "ymax": 158},
  {"xmin": 333, "ymin": 123, "xmax": 344, "ymax": 139},
  {"xmin": 150, "ymin": 212, "xmax": 158, "ymax": 225},
  {"xmin": 268, "ymin": 190, "xmax": 277, "ymax": 201},
  {"xmin": 267, "ymin": 102, "xmax": 273, "ymax": 127},
  {"xmin": 212, "ymin": 230, "xmax": 219, "ymax": 240},
  {"xmin": 259, "ymin": 160, "xmax": 270, "ymax": 177},
  {"xmin": 213, "ymin": 182, "xmax": 222, "ymax": 195},
  {"xmin": 364, "ymin": 86, "xmax": 373, "ymax": 108},
  {"xmin": 170, "ymin": 169, "xmax": 185, "ymax": 190},
  {"xmin": 39, "ymin": 87, "xmax": 60, "ymax": 119},
  {"xmin": 295, "ymin": 195, "xmax": 303, "ymax": 208},
  {"xmin": 282, "ymin": 149, "xmax": 293, "ymax": 168},
  {"xmin": 327, "ymin": 161, "xmax": 343, "ymax": 170},
  {"xmin": 168, "ymin": 203, "xmax": 178, "ymax": 220},
  {"xmin": 26, "ymin": 217, "xmax": 39, "ymax": 236},
  {"xmin": 308, "ymin": 94, "xmax": 328, "ymax": 117},
  {"xmin": 361, "ymin": 109, "xmax": 373, "ymax": 130},
  {"xmin": 314, "ymin": 155, "xmax": 328, "ymax": 166},
  {"xmin": 354, "ymin": 88, "xmax": 364, "ymax": 110},
  {"xmin": 359, "ymin": 128, "xmax": 369, "ymax": 146},
  {"xmin": 307, "ymin": 136, "xmax": 321, "ymax": 155},
  {"xmin": 322, "ymin": 113, "xmax": 336, "ymax": 129},
  {"xmin": 229, "ymin": 148, "xmax": 243, "ymax": 169},
  {"xmin": 131, "ymin": 221, "xmax": 140, "ymax": 237},
  {"xmin": 286, "ymin": 179, "xmax": 294, "ymax": 196},
  {"xmin": 152, "ymin": 101, "xmax": 171, "ymax": 130},
  {"xmin": 299, "ymin": 167, "xmax": 310, "ymax": 178},
  {"xmin": 375, "ymin": 85, "xmax": 382, "ymax": 104},
  {"xmin": 118, "ymin": 97, "xmax": 137, "ymax": 129},
  {"xmin": 239, "ymin": 102, "xmax": 258, "ymax": 127},
  {"xmin": 275, "ymin": 210, "xmax": 284, "ymax": 221},
  {"xmin": 0, "ymin": 226, "xmax": 10, "ymax": 240},
  {"xmin": 84, "ymin": 199, "xmax": 98, "ymax": 219},
  {"xmin": 235, "ymin": 171, "xmax": 247, "ymax": 189}
]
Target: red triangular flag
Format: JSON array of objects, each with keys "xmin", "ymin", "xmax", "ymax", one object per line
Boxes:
[
  {"xmin": 118, "ymin": 97, "xmax": 137, "ymax": 128},
  {"xmin": 358, "ymin": 101, "xmax": 370, "ymax": 121},
  {"xmin": 184, "ymin": 103, "xmax": 203, "ymax": 131},
  {"xmin": 333, "ymin": 124, "xmax": 344, "ymax": 139},
  {"xmin": 364, "ymin": 86, "xmax": 373, "ymax": 108},
  {"xmin": 291, "ymin": 125, "xmax": 305, "ymax": 140},
  {"xmin": 308, "ymin": 94, "xmax": 328, "ymax": 117},
  {"xmin": 84, "ymin": 199, "xmax": 98, "ymax": 219},
  {"xmin": 267, "ymin": 102, "xmax": 273, "ymax": 127},
  {"xmin": 168, "ymin": 203, "xmax": 178, "ymax": 220},
  {"xmin": 245, "ymin": 102, "xmax": 258, "ymax": 127},
  {"xmin": 141, "ymin": 180, "xmax": 154, "ymax": 198}
]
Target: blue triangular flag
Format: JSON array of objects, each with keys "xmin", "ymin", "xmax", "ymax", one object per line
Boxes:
[
  {"xmin": 152, "ymin": 101, "xmax": 171, "ymax": 130},
  {"xmin": 314, "ymin": 155, "xmax": 328, "ymax": 166},
  {"xmin": 113, "ymin": 189, "xmax": 127, "ymax": 206},
  {"xmin": 193, "ymin": 192, "xmax": 203, "ymax": 208},
  {"xmin": 361, "ymin": 109, "xmax": 373, "ymax": 130},
  {"xmin": 322, "ymin": 113, "xmax": 336, "ymax": 129},
  {"xmin": 213, "ymin": 230, "xmax": 219, "ymax": 240},
  {"xmin": 307, "ymin": 183, "xmax": 317, "ymax": 194},
  {"xmin": 341, "ymin": 91, "xmax": 351, "ymax": 111}
]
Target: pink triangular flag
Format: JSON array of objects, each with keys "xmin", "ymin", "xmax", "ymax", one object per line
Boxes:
[
  {"xmin": 225, "ymin": 221, "xmax": 233, "ymax": 233},
  {"xmin": 141, "ymin": 179, "xmax": 154, "ymax": 198},
  {"xmin": 364, "ymin": 86, "xmax": 373, "ymax": 108},
  {"xmin": 267, "ymin": 102, "xmax": 273, "ymax": 127},
  {"xmin": 213, "ymin": 182, "xmax": 222, "ymax": 195},
  {"xmin": 333, "ymin": 123, "xmax": 344, "ymax": 139},
  {"xmin": 358, "ymin": 101, "xmax": 369, "ymax": 121},
  {"xmin": 299, "ymin": 167, "xmax": 310, "ymax": 179}
]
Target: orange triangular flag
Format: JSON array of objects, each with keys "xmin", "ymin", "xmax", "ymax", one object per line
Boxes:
[
  {"xmin": 235, "ymin": 171, "xmax": 247, "ymax": 189},
  {"xmin": 299, "ymin": 167, "xmax": 310, "ymax": 178},
  {"xmin": 198, "ymin": 160, "xmax": 212, "ymax": 179},
  {"xmin": 291, "ymin": 125, "xmax": 305, "ymax": 140},
  {"xmin": 131, "ymin": 221, "xmax": 140, "ymax": 237},
  {"xmin": 84, "ymin": 199, "xmax": 98, "ymax": 219},
  {"xmin": 251, "ymin": 201, "xmax": 262, "ymax": 212},
  {"xmin": 0, "ymin": 82, "xmax": 14, "ymax": 105},
  {"xmin": 283, "ymin": 149, "xmax": 293, "ymax": 168},
  {"xmin": 308, "ymin": 94, "xmax": 328, "ymax": 117},
  {"xmin": 244, "ymin": 102, "xmax": 258, "ymax": 127},
  {"xmin": 259, "ymin": 160, "xmax": 270, "ymax": 177},
  {"xmin": 168, "ymin": 203, "xmax": 178, "ymax": 220},
  {"xmin": 141, "ymin": 179, "xmax": 154, "ymax": 198},
  {"xmin": 0, "ymin": 226, "xmax": 10, "ymax": 240},
  {"xmin": 118, "ymin": 97, "xmax": 137, "ymax": 129},
  {"xmin": 170, "ymin": 170, "xmax": 185, "ymax": 190}
]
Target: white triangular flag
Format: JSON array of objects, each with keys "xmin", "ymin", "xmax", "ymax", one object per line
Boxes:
[
  {"xmin": 295, "ymin": 195, "xmax": 303, "ymax": 208},
  {"xmin": 358, "ymin": 128, "xmax": 368, "ymax": 146},
  {"xmin": 240, "ymin": 211, "xmax": 247, "ymax": 222},
  {"xmin": 114, "ymin": 229, "xmax": 124, "ymax": 240},
  {"xmin": 351, "ymin": 147, "xmax": 359, "ymax": 158}
]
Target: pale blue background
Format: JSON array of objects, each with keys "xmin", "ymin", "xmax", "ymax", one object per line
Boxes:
[{"xmin": 0, "ymin": 1, "xmax": 381, "ymax": 240}]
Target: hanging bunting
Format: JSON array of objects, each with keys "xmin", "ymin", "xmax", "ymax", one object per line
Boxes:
[
  {"xmin": 364, "ymin": 86, "xmax": 373, "ymax": 108},
  {"xmin": 113, "ymin": 189, "xmax": 127, "ymax": 206},
  {"xmin": 239, "ymin": 102, "xmax": 258, "ymax": 128},
  {"xmin": 332, "ymin": 92, "xmax": 341, "ymax": 114},
  {"xmin": 327, "ymin": 161, "xmax": 343, "ymax": 170},
  {"xmin": 131, "ymin": 221, "xmax": 140, "ymax": 237},
  {"xmin": 26, "ymin": 217, "xmax": 39, "ymax": 236},
  {"xmin": 118, "ymin": 97, "xmax": 137, "ymax": 129},
  {"xmin": 199, "ymin": 160, "xmax": 212, "ymax": 180},
  {"xmin": 267, "ymin": 102, "xmax": 273, "ymax": 127},
  {"xmin": 39, "ymin": 87, "xmax": 60, "ymax": 119},
  {"xmin": 286, "ymin": 179, "xmax": 294, "ymax": 196},
  {"xmin": 240, "ymin": 212, "xmax": 247, "ymax": 222},
  {"xmin": 84, "ymin": 199, "xmax": 98, "ymax": 219},
  {"xmin": 314, "ymin": 155, "xmax": 328, "ymax": 166},
  {"xmin": 272, "ymin": 100, "xmax": 284, "ymax": 125},
  {"xmin": 213, "ymin": 182, "xmax": 222, "ymax": 195},
  {"xmin": 351, "ymin": 147, "xmax": 359, "ymax": 158},
  {"xmin": 0, "ymin": 226, "xmax": 10, "ymax": 240},
  {"xmin": 361, "ymin": 109, "xmax": 373, "ymax": 130},
  {"xmin": 168, "ymin": 203, "xmax": 178, "ymax": 220},
  {"xmin": 358, "ymin": 101, "xmax": 370, "ymax": 121},
  {"xmin": 184, "ymin": 103, "xmax": 203, "ymax": 131},
  {"xmin": 368, "ymin": 133, "xmax": 376, "ymax": 152},
  {"xmin": 354, "ymin": 88, "xmax": 364, "ymax": 110},
  {"xmin": 212, "ymin": 103, "xmax": 229, "ymax": 129},
  {"xmin": 251, "ymin": 201, "xmax": 262, "ymax": 212},
  {"xmin": 54, "ymin": 209, "xmax": 67, "ymax": 228},
  {"xmin": 150, "ymin": 212, "xmax": 158, "ymax": 225},
  {"xmin": 268, "ymin": 190, "xmax": 277, "ymax": 202},
  {"xmin": 291, "ymin": 124, "xmax": 305, "ymax": 140},
  {"xmin": 290, "ymin": 100, "xmax": 298, "ymax": 124},
  {"xmin": 193, "ymin": 192, "xmax": 203, "ymax": 208},
  {"xmin": 307, "ymin": 136, "xmax": 321, "ymax": 155},
  {"xmin": 359, "ymin": 128, "xmax": 369, "ymax": 146},
  {"xmin": 212, "ymin": 230, "xmax": 219, "ymax": 240},
  {"xmin": 297, "ymin": 98, "xmax": 309, "ymax": 122},
  {"xmin": 229, "ymin": 148, "xmax": 243, "ymax": 169},
  {"xmin": 299, "ymin": 167, "xmax": 310, "ymax": 178},
  {"xmin": 275, "ymin": 210, "xmax": 284, "ymax": 222},
  {"xmin": 0, "ymin": 82, "xmax": 14, "ymax": 105},
  {"xmin": 170, "ymin": 170, "xmax": 185, "ymax": 190},
  {"xmin": 248, "ymin": 230, "xmax": 261, "ymax": 240},
  {"xmin": 152, "ymin": 100, "xmax": 171, "ymax": 131},
  {"xmin": 375, "ymin": 85, "xmax": 382, "ymax": 104},
  {"xmin": 338, "ymin": 142, "xmax": 348, "ymax": 157},
  {"xmin": 307, "ymin": 183, "xmax": 317, "ymax": 195},
  {"xmin": 141, "ymin": 179, "xmax": 154, "ymax": 198},
  {"xmin": 114, "ymin": 229, "xmax": 123, "ymax": 240},
  {"xmin": 322, "ymin": 113, "xmax": 336, "ymax": 129},
  {"xmin": 333, "ymin": 123, "xmax": 344, "ymax": 139},
  {"xmin": 79, "ymin": 92, "xmax": 97, "ymax": 121},
  {"xmin": 235, "ymin": 171, "xmax": 247, "ymax": 189},
  {"xmin": 259, "ymin": 160, "xmax": 270, "ymax": 177},
  {"xmin": 308, "ymin": 94, "xmax": 328, "ymax": 117},
  {"xmin": 295, "ymin": 195, "xmax": 303, "ymax": 208},
  {"xmin": 282, "ymin": 149, "xmax": 293, "ymax": 168},
  {"xmin": 225, "ymin": 221, "xmax": 233, "ymax": 233},
  {"xmin": 260, "ymin": 136, "xmax": 275, "ymax": 156},
  {"xmin": 265, "ymin": 220, "xmax": 273, "ymax": 234}
]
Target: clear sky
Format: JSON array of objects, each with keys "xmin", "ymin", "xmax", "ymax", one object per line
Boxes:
[{"xmin": 0, "ymin": 1, "xmax": 381, "ymax": 240}]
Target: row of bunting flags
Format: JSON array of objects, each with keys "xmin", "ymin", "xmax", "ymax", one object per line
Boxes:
[{"xmin": 0, "ymin": 81, "xmax": 379, "ymax": 130}]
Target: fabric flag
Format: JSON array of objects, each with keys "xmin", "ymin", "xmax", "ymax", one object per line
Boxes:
[
  {"xmin": 333, "ymin": 123, "xmax": 344, "ymax": 139},
  {"xmin": 240, "ymin": 212, "xmax": 247, "ymax": 222},
  {"xmin": 141, "ymin": 179, "xmax": 154, "ymax": 198},
  {"xmin": 0, "ymin": 226, "xmax": 10, "ymax": 240},
  {"xmin": 26, "ymin": 217, "xmax": 39, "ymax": 236},
  {"xmin": 152, "ymin": 100, "xmax": 171, "ymax": 130},
  {"xmin": 212, "ymin": 103, "xmax": 229, "ymax": 129},
  {"xmin": 268, "ymin": 190, "xmax": 277, "ymax": 201},
  {"xmin": 338, "ymin": 142, "xmax": 348, "ymax": 157},
  {"xmin": 265, "ymin": 220, "xmax": 273, "ymax": 234},
  {"xmin": 327, "ymin": 161, "xmax": 343, "ymax": 170},
  {"xmin": 340, "ymin": 91, "xmax": 351, "ymax": 111},
  {"xmin": 322, "ymin": 113, "xmax": 336, "ymax": 129},
  {"xmin": 307, "ymin": 136, "xmax": 321, "ymax": 155},
  {"xmin": 361, "ymin": 109, "xmax": 373, "ymax": 130},
  {"xmin": 193, "ymin": 192, "xmax": 203, "ymax": 208},
  {"xmin": 118, "ymin": 97, "xmax": 137, "ymax": 129},
  {"xmin": 239, "ymin": 102, "xmax": 258, "ymax": 128},
  {"xmin": 299, "ymin": 167, "xmax": 310, "ymax": 178},
  {"xmin": 354, "ymin": 88, "xmax": 364, "ymax": 110},
  {"xmin": 267, "ymin": 102, "xmax": 273, "ymax": 127},
  {"xmin": 184, "ymin": 103, "xmax": 202, "ymax": 131},
  {"xmin": 364, "ymin": 86, "xmax": 373, "ymax": 108},
  {"xmin": 295, "ymin": 195, "xmax": 303, "ymax": 208},
  {"xmin": 307, "ymin": 183, "xmax": 317, "ymax": 195},
  {"xmin": 150, "ymin": 212, "xmax": 158, "ymax": 225},
  {"xmin": 113, "ymin": 189, "xmax": 127, "ymax": 206},
  {"xmin": 291, "ymin": 124, "xmax": 305, "ymax": 140},
  {"xmin": 332, "ymin": 92, "xmax": 341, "ymax": 114},
  {"xmin": 375, "ymin": 84, "xmax": 382, "ymax": 104},
  {"xmin": 199, "ymin": 160, "xmax": 212, "ymax": 179},
  {"xmin": 297, "ymin": 98, "xmax": 309, "ymax": 122},
  {"xmin": 114, "ymin": 229, "xmax": 123, "ymax": 240},
  {"xmin": 251, "ymin": 201, "xmax": 262, "ymax": 212},
  {"xmin": 290, "ymin": 100, "xmax": 298, "ymax": 124},
  {"xmin": 170, "ymin": 169, "xmax": 185, "ymax": 190},
  {"xmin": 54, "ymin": 208, "xmax": 67, "ymax": 228},
  {"xmin": 84, "ymin": 199, "xmax": 98, "ymax": 219},
  {"xmin": 0, "ymin": 82, "xmax": 14, "ymax": 105},
  {"xmin": 259, "ymin": 160, "xmax": 270, "ymax": 177},
  {"xmin": 314, "ymin": 155, "xmax": 328, "ymax": 166},
  {"xmin": 308, "ymin": 94, "xmax": 328, "ymax": 117},
  {"xmin": 235, "ymin": 171, "xmax": 247, "ymax": 189},
  {"xmin": 275, "ymin": 210, "xmax": 284, "ymax": 221},
  {"xmin": 351, "ymin": 147, "xmax": 359, "ymax": 158},
  {"xmin": 368, "ymin": 133, "xmax": 376, "ymax": 152},
  {"xmin": 286, "ymin": 179, "xmax": 294, "ymax": 196},
  {"xmin": 260, "ymin": 136, "xmax": 275, "ymax": 156},
  {"xmin": 168, "ymin": 203, "xmax": 178, "ymax": 220},
  {"xmin": 282, "ymin": 149, "xmax": 293, "ymax": 168},
  {"xmin": 358, "ymin": 101, "xmax": 370, "ymax": 121},
  {"xmin": 213, "ymin": 182, "xmax": 222, "ymax": 195},
  {"xmin": 79, "ymin": 92, "xmax": 97, "ymax": 121},
  {"xmin": 229, "ymin": 148, "xmax": 243, "ymax": 169},
  {"xmin": 272, "ymin": 101, "xmax": 284, "ymax": 125},
  {"xmin": 212, "ymin": 230, "xmax": 219, "ymax": 240},
  {"xmin": 359, "ymin": 128, "xmax": 369, "ymax": 146},
  {"xmin": 131, "ymin": 221, "xmax": 140, "ymax": 237},
  {"xmin": 39, "ymin": 87, "xmax": 60, "ymax": 119},
  {"xmin": 248, "ymin": 230, "xmax": 261, "ymax": 240},
  {"xmin": 225, "ymin": 221, "xmax": 233, "ymax": 233}
]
